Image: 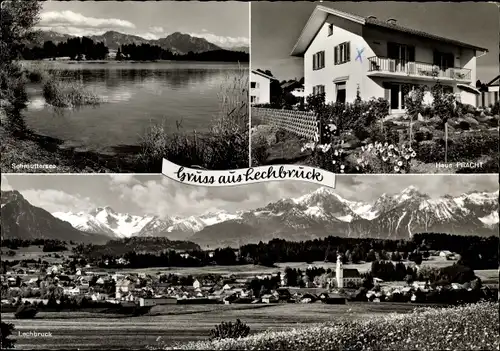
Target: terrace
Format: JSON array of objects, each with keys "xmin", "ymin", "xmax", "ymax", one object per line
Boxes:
[{"xmin": 367, "ymin": 56, "xmax": 472, "ymax": 82}]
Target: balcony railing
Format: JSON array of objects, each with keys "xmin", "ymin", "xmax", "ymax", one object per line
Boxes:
[{"xmin": 367, "ymin": 56, "xmax": 471, "ymax": 81}]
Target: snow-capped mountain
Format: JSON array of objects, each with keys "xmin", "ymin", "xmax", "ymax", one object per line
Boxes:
[
  {"xmin": 53, "ymin": 207, "xmax": 242, "ymax": 240},
  {"xmin": 53, "ymin": 206, "xmax": 158, "ymax": 238},
  {"xmin": 1, "ymin": 191, "xmax": 107, "ymax": 243},
  {"xmin": 44, "ymin": 186, "xmax": 498, "ymax": 247},
  {"xmin": 190, "ymin": 186, "xmax": 499, "ymax": 247}
]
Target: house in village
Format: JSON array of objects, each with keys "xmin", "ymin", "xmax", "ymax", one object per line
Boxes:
[
  {"xmin": 281, "ymin": 80, "xmax": 305, "ymax": 98},
  {"xmin": 291, "ymin": 5, "xmax": 489, "ymax": 112},
  {"xmin": 335, "ymin": 255, "xmax": 362, "ymax": 288},
  {"xmin": 251, "ymin": 69, "xmax": 278, "ymax": 104}
]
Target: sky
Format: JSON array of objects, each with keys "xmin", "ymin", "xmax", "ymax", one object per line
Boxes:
[
  {"xmin": 36, "ymin": 1, "xmax": 249, "ymax": 48},
  {"xmin": 1, "ymin": 174, "xmax": 497, "ymax": 218},
  {"xmin": 251, "ymin": 1, "xmax": 499, "ymax": 82}
]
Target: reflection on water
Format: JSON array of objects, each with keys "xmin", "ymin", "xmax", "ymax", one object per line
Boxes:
[{"xmin": 23, "ymin": 62, "xmax": 248, "ymax": 153}]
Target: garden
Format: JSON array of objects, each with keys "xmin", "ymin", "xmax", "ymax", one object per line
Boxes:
[{"xmin": 251, "ymin": 83, "xmax": 499, "ymax": 173}]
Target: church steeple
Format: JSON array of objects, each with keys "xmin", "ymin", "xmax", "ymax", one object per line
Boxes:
[{"xmin": 336, "ymin": 254, "xmax": 344, "ymax": 289}]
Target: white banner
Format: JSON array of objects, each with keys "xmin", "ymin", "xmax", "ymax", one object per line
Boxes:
[{"xmin": 161, "ymin": 159, "xmax": 336, "ymax": 188}]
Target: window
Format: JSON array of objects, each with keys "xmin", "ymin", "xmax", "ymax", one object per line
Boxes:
[
  {"xmin": 328, "ymin": 24, "xmax": 333, "ymax": 36},
  {"xmin": 335, "ymin": 82, "xmax": 346, "ymax": 103},
  {"xmin": 313, "ymin": 85, "xmax": 325, "ymax": 96},
  {"xmin": 251, "ymin": 82, "xmax": 259, "ymax": 89},
  {"xmin": 433, "ymin": 51, "xmax": 454, "ymax": 70},
  {"xmin": 334, "ymin": 42, "xmax": 351, "ymax": 65},
  {"xmin": 387, "ymin": 42, "xmax": 415, "ymax": 63},
  {"xmin": 313, "ymin": 51, "xmax": 325, "ymax": 70},
  {"xmin": 250, "ymin": 96, "xmax": 258, "ymax": 103}
]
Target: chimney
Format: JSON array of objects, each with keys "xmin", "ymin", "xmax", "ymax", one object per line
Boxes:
[
  {"xmin": 387, "ymin": 18, "xmax": 397, "ymax": 25},
  {"xmin": 366, "ymin": 15, "xmax": 377, "ymax": 20}
]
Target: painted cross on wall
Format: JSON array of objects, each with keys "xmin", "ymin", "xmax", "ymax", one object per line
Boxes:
[{"xmin": 355, "ymin": 47, "xmax": 365, "ymax": 63}]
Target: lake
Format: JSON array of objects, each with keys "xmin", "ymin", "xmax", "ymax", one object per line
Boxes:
[{"xmin": 22, "ymin": 61, "xmax": 248, "ymax": 154}]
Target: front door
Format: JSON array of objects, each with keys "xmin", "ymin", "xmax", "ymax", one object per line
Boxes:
[{"xmin": 388, "ymin": 83, "xmax": 406, "ymax": 114}]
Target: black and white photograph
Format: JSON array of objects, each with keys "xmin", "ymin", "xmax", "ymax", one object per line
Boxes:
[
  {"xmin": 1, "ymin": 174, "xmax": 498, "ymax": 350},
  {"xmin": 250, "ymin": 2, "xmax": 499, "ymax": 174},
  {"xmin": 1, "ymin": 0, "xmax": 250, "ymax": 173}
]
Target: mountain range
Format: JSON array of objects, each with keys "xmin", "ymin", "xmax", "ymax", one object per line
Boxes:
[
  {"xmin": 2, "ymin": 186, "xmax": 495, "ymax": 248},
  {"xmin": 32, "ymin": 30, "xmax": 249, "ymax": 55},
  {"xmin": 1, "ymin": 191, "xmax": 108, "ymax": 244}
]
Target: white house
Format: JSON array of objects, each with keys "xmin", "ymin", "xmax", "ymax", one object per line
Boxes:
[
  {"xmin": 251, "ymin": 70, "xmax": 278, "ymax": 104},
  {"xmin": 291, "ymin": 5, "xmax": 489, "ymax": 112},
  {"xmin": 336, "ymin": 255, "xmax": 362, "ymax": 289}
]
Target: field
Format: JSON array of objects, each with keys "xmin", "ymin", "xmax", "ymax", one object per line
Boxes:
[
  {"xmin": 1, "ymin": 245, "xmax": 75, "ymax": 264},
  {"xmin": 172, "ymin": 302, "xmax": 499, "ymax": 350},
  {"xmin": 2, "ymin": 302, "xmax": 430, "ymax": 350}
]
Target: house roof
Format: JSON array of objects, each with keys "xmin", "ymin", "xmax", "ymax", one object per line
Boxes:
[
  {"xmin": 343, "ymin": 269, "xmax": 361, "ymax": 278},
  {"xmin": 251, "ymin": 69, "xmax": 278, "ymax": 81},
  {"xmin": 487, "ymin": 75, "xmax": 500, "ymax": 86},
  {"xmin": 281, "ymin": 81, "xmax": 303, "ymax": 90},
  {"xmin": 291, "ymin": 5, "xmax": 489, "ymax": 56}
]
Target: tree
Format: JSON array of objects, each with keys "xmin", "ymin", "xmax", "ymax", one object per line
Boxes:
[
  {"xmin": 1, "ymin": 0, "xmax": 42, "ymax": 112},
  {"xmin": 0, "ymin": 322, "xmax": 16, "ymax": 349}
]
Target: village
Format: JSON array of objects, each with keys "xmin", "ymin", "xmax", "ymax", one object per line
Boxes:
[{"xmin": 1, "ymin": 250, "xmax": 496, "ymax": 312}]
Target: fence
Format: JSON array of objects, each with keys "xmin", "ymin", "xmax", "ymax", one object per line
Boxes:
[
  {"xmin": 251, "ymin": 107, "xmax": 319, "ymax": 141},
  {"xmin": 476, "ymin": 91, "xmax": 499, "ymax": 108}
]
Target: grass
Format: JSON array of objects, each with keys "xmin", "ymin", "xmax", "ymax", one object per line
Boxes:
[
  {"xmin": 166, "ymin": 302, "xmax": 499, "ymax": 350},
  {"xmin": 2, "ymin": 302, "xmax": 438, "ymax": 350},
  {"xmin": 42, "ymin": 77, "xmax": 100, "ymax": 108},
  {"xmin": 138, "ymin": 67, "xmax": 249, "ymax": 171}
]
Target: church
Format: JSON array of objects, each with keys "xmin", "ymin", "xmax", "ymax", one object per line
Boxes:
[{"xmin": 336, "ymin": 255, "xmax": 362, "ymax": 288}]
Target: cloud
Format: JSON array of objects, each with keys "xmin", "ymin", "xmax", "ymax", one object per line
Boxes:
[
  {"xmin": 107, "ymin": 176, "xmax": 317, "ymax": 218},
  {"xmin": 1, "ymin": 175, "xmax": 13, "ymax": 191},
  {"xmin": 149, "ymin": 26, "xmax": 164, "ymax": 33},
  {"xmin": 21, "ymin": 189, "xmax": 95, "ymax": 214},
  {"xmin": 188, "ymin": 32, "xmax": 249, "ymax": 48},
  {"xmin": 37, "ymin": 10, "xmax": 136, "ymax": 36}
]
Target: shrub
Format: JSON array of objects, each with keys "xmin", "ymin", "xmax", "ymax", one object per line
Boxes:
[
  {"xmin": 430, "ymin": 82, "xmax": 458, "ymax": 122},
  {"xmin": 0, "ymin": 322, "xmax": 16, "ymax": 349},
  {"xmin": 458, "ymin": 121, "xmax": 470, "ymax": 130},
  {"xmin": 251, "ymin": 134, "xmax": 270, "ymax": 166},
  {"xmin": 209, "ymin": 320, "xmax": 250, "ymax": 341},
  {"xmin": 492, "ymin": 101, "xmax": 499, "ymax": 116},
  {"xmin": 414, "ymin": 127, "xmax": 433, "ymax": 142},
  {"xmin": 415, "ymin": 131, "xmax": 498, "ymax": 163},
  {"xmin": 14, "ymin": 304, "xmax": 38, "ymax": 319},
  {"xmin": 42, "ymin": 77, "xmax": 100, "ymax": 108},
  {"xmin": 355, "ymin": 142, "xmax": 416, "ymax": 174}
]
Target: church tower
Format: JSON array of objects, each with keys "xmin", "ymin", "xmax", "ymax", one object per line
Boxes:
[{"xmin": 336, "ymin": 254, "xmax": 343, "ymax": 289}]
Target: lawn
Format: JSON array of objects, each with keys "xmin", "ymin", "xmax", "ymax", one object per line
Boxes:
[{"xmin": 1, "ymin": 245, "xmax": 75, "ymax": 264}]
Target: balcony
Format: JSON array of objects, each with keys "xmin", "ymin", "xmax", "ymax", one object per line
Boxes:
[{"xmin": 367, "ymin": 56, "xmax": 472, "ymax": 82}]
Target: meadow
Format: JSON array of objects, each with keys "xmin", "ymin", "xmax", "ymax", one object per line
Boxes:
[
  {"xmin": 166, "ymin": 302, "xmax": 499, "ymax": 350},
  {"xmin": 3, "ymin": 302, "xmax": 431, "ymax": 350}
]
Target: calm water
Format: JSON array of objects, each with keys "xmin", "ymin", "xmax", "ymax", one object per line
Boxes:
[{"xmin": 23, "ymin": 61, "xmax": 248, "ymax": 153}]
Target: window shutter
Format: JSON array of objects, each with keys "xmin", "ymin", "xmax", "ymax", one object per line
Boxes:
[
  {"xmin": 334, "ymin": 46, "xmax": 338, "ymax": 65},
  {"xmin": 321, "ymin": 51, "xmax": 325, "ymax": 68},
  {"xmin": 313, "ymin": 54, "xmax": 316, "ymax": 70},
  {"xmin": 346, "ymin": 42, "xmax": 351, "ymax": 62}
]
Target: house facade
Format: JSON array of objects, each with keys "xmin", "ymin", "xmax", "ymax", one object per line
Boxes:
[
  {"xmin": 291, "ymin": 6, "xmax": 489, "ymax": 112},
  {"xmin": 250, "ymin": 70, "xmax": 277, "ymax": 104}
]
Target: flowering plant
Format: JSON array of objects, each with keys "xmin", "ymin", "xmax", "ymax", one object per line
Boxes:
[{"xmin": 356, "ymin": 142, "xmax": 417, "ymax": 173}]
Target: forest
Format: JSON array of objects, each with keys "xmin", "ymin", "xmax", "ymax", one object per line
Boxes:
[{"xmin": 21, "ymin": 38, "xmax": 249, "ymax": 62}]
